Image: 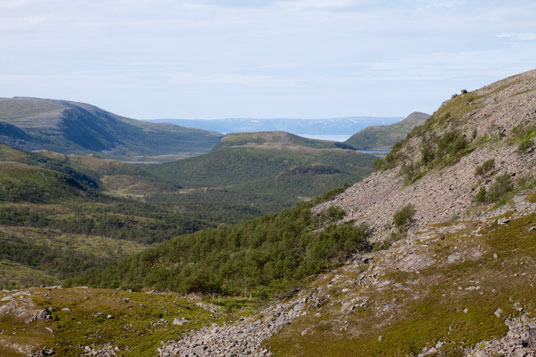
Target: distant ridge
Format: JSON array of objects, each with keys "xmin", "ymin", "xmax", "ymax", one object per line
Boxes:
[
  {"xmin": 344, "ymin": 111, "xmax": 430, "ymax": 150},
  {"xmin": 151, "ymin": 116, "xmax": 402, "ymax": 135},
  {"xmin": 0, "ymin": 97, "xmax": 223, "ymax": 162}
]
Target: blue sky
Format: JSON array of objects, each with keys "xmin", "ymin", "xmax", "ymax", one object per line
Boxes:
[{"xmin": 1, "ymin": 0, "xmax": 535, "ymax": 119}]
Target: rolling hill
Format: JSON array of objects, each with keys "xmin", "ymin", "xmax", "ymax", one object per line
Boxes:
[
  {"xmin": 144, "ymin": 131, "xmax": 377, "ymax": 211},
  {"xmin": 0, "ymin": 97, "xmax": 223, "ymax": 162},
  {"xmin": 344, "ymin": 111, "xmax": 430, "ymax": 150}
]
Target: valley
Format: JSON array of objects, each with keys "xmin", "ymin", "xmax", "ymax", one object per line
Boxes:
[{"xmin": 0, "ymin": 69, "xmax": 535, "ymax": 356}]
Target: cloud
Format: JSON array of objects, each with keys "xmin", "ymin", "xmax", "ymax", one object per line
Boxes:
[
  {"xmin": 167, "ymin": 72, "xmax": 296, "ymax": 87},
  {"xmin": 497, "ymin": 32, "xmax": 536, "ymax": 41}
]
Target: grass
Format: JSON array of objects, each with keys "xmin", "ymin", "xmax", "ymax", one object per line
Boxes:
[
  {"xmin": 344, "ymin": 112, "xmax": 429, "ymax": 150},
  {"xmin": 0, "ymin": 287, "xmax": 256, "ymax": 356},
  {"xmin": 265, "ymin": 213, "xmax": 536, "ymax": 356}
]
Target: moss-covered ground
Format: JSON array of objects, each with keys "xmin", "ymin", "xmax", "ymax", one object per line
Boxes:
[
  {"xmin": 0, "ymin": 287, "xmax": 257, "ymax": 356},
  {"xmin": 266, "ymin": 213, "xmax": 536, "ymax": 356}
]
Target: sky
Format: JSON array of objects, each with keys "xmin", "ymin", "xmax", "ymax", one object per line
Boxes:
[{"xmin": 1, "ymin": 0, "xmax": 535, "ymax": 119}]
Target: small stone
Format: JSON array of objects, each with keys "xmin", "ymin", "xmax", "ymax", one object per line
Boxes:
[
  {"xmin": 463, "ymin": 308, "xmax": 468, "ymax": 313},
  {"xmin": 529, "ymin": 226, "xmax": 536, "ymax": 232},
  {"xmin": 61, "ymin": 307, "xmax": 71, "ymax": 312},
  {"xmin": 41, "ymin": 346, "xmax": 55, "ymax": 356},
  {"xmin": 106, "ymin": 315, "xmax": 114, "ymax": 319},
  {"xmin": 494, "ymin": 308, "xmax": 503, "ymax": 317},
  {"xmin": 173, "ymin": 317, "xmax": 190, "ymax": 326},
  {"xmin": 493, "ymin": 253, "xmax": 498, "ymax": 259},
  {"xmin": 529, "ymin": 327, "xmax": 536, "ymax": 346},
  {"xmin": 378, "ymin": 335, "xmax": 382, "ymax": 342}
]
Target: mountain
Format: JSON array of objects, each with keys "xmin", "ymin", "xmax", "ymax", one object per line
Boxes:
[
  {"xmin": 344, "ymin": 111, "xmax": 430, "ymax": 150},
  {"xmin": 0, "ymin": 97, "xmax": 223, "ymax": 162},
  {"xmin": 2, "ymin": 70, "xmax": 536, "ymax": 356},
  {"xmin": 64, "ymin": 69, "xmax": 536, "ymax": 355},
  {"xmin": 151, "ymin": 116, "xmax": 402, "ymax": 135},
  {"xmin": 143, "ymin": 131, "xmax": 377, "ymax": 211}
]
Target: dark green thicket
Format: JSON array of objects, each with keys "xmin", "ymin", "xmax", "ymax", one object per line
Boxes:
[{"xmin": 71, "ymin": 201, "xmax": 373, "ymax": 298}]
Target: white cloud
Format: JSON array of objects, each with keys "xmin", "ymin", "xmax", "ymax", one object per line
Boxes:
[
  {"xmin": 497, "ymin": 32, "xmax": 536, "ymax": 41},
  {"xmin": 167, "ymin": 72, "xmax": 296, "ymax": 87}
]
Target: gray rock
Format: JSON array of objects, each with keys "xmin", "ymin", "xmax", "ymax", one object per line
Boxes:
[
  {"xmin": 172, "ymin": 317, "xmax": 190, "ymax": 326},
  {"xmin": 530, "ymin": 327, "xmax": 536, "ymax": 347}
]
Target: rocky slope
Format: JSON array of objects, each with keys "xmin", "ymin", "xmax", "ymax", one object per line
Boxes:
[
  {"xmin": 344, "ymin": 111, "xmax": 430, "ymax": 150},
  {"xmin": 2, "ymin": 70, "xmax": 536, "ymax": 356},
  {"xmin": 159, "ymin": 69, "xmax": 536, "ymax": 355}
]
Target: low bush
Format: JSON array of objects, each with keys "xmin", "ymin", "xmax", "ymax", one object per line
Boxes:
[
  {"xmin": 393, "ymin": 204, "xmax": 416, "ymax": 232},
  {"xmin": 475, "ymin": 159, "xmax": 495, "ymax": 177}
]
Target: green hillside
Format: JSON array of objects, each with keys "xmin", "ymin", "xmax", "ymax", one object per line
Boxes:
[
  {"xmin": 215, "ymin": 131, "xmax": 354, "ymax": 150},
  {"xmin": 70, "ymin": 191, "xmax": 372, "ymax": 297},
  {"xmin": 344, "ymin": 112, "xmax": 429, "ymax": 150},
  {"xmin": 0, "ymin": 146, "xmax": 219, "ymax": 288},
  {"xmin": 0, "ymin": 136, "xmax": 376, "ymax": 289},
  {"xmin": 144, "ymin": 132, "xmax": 376, "ymax": 211},
  {"xmin": 0, "ymin": 97, "xmax": 223, "ymax": 162}
]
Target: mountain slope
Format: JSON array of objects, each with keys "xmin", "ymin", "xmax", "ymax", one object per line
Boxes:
[
  {"xmin": 0, "ymin": 97, "xmax": 223, "ymax": 162},
  {"xmin": 3, "ymin": 71, "xmax": 536, "ymax": 356},
  {"xmin": 260, "ymin": 69, "xmax": 536, "ymax": 355},
  {"xmin": 91, "ymin": 69, "xmax": 536, "ymax": 356},
  {"xmin": 144, "ymin": 131, "xmax": 377, "ymax": 211},
  {"xmin": 0, "ymin": 145, "xmax": 223, "ymax": 289},
  {"xmin": 344, "ymin": 111, "xmax": 430, "ymax": 150}
]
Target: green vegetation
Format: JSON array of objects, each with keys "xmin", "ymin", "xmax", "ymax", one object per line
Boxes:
[
  {"xmin": 345, "ymin": 112, "xmax": 429, "ymax": 150},
  {"xmin": 0, "ymin": 287, "xmax": 254, "ymax": 356},
  {"xmin": 518, "ymin": 138, "xmax": 534, "ymax": 153},
  {"xmin": 396, "ymin": 130, "xmax": 471, "ymax": 185},
  {"xmin": 266, "ymin": 213, "xmax": 536, "ymax": 356},
  {"xmin": 0, "ymin": 226, "xmax": 145, "ymax": 289},
  {"xmin": 215, "ymin": 131, "xmax": 345, "ymax": 150},
  {"xmin": 0, "ymin": 139, "xmax": 375, "ymax": 288},
  {"xmin": 145, "ymin": 145, "xmax": 375, "ymax": 189},
  {"xmin": 393, "ymin": 204, "xmax": 416, "ymax": 232},
  {"xmin": 474, "ymin": 173, "xmax": 536, "ymax": 206},
  {"xmin": 143, "ymin": 145, "xmax": 376, "ymax": 213},
  {"xmin": 375, "ymin": 91, "xmax": 486, "ymax": 182},
  {"xmin": 0, "ymin": 97, "xmax": 223, "ymax": 162},
  {"xmin": 71, "ymin": 202, "xmax": 372, "ymax": 298},
  {"xmin": 475, "ymin": 159, "xmax": 495, "ymax": 177},
  {"xmin": 512, "ymin": 123, "xmax": 536, "ymax": 154}
]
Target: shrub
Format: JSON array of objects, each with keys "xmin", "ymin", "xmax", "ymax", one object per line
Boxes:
[
  {"xmin": 393, "ymin": 204, "xmax": 416, "ymax": 231},
  {"xmin": 474, "ymin": 187, "xmax": 487, "ymax": 203},
  {"xmin": 488, "ymin": 173, "xmax": 513, "ymax": 202},
  {"xmin": 475, "ymin": 159, "xmax": 495, "ymax": 177},
  {"xmin": 518, "ymin": 138, "xmax": 534, "ymax": 153}
]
